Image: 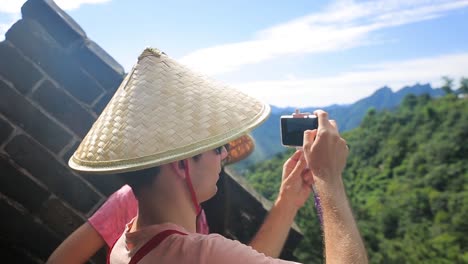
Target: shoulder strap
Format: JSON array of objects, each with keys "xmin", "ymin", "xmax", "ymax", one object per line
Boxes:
[
  {"xmin": 129, "ymin": 229, "xmax": 187, "ymax": 264},
  {"xmin": 106, "ymin": 229, "xmax": 187, "ymax": 264}
]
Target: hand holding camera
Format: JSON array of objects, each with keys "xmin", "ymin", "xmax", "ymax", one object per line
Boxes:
[
  {"xmin": 302, "ymin": 110, "xmax": 349, "ymax": 193},
  {"xmin": 281, "ymin": 109, "xmax": 349, "ymax": 191}
]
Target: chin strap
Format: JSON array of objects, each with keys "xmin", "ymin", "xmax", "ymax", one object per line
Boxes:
[{"xmin": 183, "ymin": 160, "xmax": 202, "ymax": 216}]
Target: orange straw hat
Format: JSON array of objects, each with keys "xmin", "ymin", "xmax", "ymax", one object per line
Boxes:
[
  {"xmin": 224, "ymin": 134, "xmax": 255, "ymax": 165},
  {"xmin": 69, "ymin": 48, "xmax": 270, "ymax": 174}
]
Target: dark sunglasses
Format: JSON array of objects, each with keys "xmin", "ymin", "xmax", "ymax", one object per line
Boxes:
[{"xmin": 214, "ymin": 144, "xmax": 230, "ymax": 155}]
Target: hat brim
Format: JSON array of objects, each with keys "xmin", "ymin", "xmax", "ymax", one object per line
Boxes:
[{"xmin": 68, "ymin": 48, "xmax": 270, "ymax": 174}]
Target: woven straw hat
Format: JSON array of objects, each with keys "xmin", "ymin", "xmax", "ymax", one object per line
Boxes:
[{"xmin": 69, "ymin": 48, "xmax": 270, "ymax": 174}]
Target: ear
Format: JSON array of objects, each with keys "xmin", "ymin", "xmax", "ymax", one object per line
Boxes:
[{"xmin": 170, "ymin": 160, "xmax": 186, "ymax": 179}]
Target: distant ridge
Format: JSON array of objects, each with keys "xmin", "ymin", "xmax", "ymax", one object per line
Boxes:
[{"xmin": 233, "ymin": 83, "xmax": 444, "ymax": 170}]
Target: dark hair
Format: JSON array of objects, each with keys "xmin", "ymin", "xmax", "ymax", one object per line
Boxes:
[
  {"xmin": 118, "ymin": 154, "xmax": 204, "ymax": 197},
  {"xmin": 118, "ymin": 166, "xmax": 161, "ymax": 197}
]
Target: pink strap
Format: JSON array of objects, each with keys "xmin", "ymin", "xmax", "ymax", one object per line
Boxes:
[
  {"xmin": 184, "ymin": 160, "xmax": 202, "ymax": 215},
  {"xmin": 107, "ymin": 229, "xmax": 187, "ymax": 264}
]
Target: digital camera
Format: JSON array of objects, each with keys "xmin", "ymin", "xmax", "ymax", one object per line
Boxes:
[{"xmin": 280, "ymin": 110, "xmax": 318, "ymax": 147}]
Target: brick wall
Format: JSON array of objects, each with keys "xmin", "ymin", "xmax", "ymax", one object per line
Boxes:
[
  {"xmin": 0, "ymin": 0, "xmax": 302, "ymax": 263},
  {"xmin": 0, "ymin": 0, "xmax": 125, "ymax": 262}
]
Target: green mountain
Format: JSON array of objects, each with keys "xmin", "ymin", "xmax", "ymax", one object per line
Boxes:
[
  {"xmin": 243, "ymin": 93, "xmax": 468, "ymax": 263},
  {"xmin": 234, "ymin": 83, "xmax": 444, "ymax": 172}
]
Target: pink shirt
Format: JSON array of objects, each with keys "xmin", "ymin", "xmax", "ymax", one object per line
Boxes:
[
  {"xmin": 89, "ymin": 185, "xmax": 138, "ymax": 247},
  {"xmin": 110, "ymin": 220, "xmax": 300, "ymax": 264},
  {"xmin": 89, "ymin": 185, "xmax": 210, "ymax": 247}
]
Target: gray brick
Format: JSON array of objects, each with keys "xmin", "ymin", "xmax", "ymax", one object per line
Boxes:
[
  {"xmin": 65, "ymin": 147, "xmax": 127, "ymax": 197},
  {"xmin": 0, "ymin": 79, "xmax": 72, "ymax": 153},
  {"xmin": 81, "ymin": 173, "xmax": 126, "ymax": 197},
  {"xmin": 93, "ymin": 91, "xmax": 113, "ymax": 115},
  {"xmin": 0, "ymin": 154, "xmax": 50, "ymax": 213},
  {"xmin": 32, "ymin": 80, "xmax": 95, "ymax": 138},
  {"xmin": 62, "ymin": 140, "xmax": 80, "ymax": 164},
  {"xmin": 5, "ymin": 134, "xmax": 101, "ymax": 213},
  {"xmin": 0, "ymin": 238, "xmax": 46, "ymax": 263},
  {"xmin": 21, "ymin": 0, "xmax": 86, "ymax": 48},
  {"xmin": 90, "ymin": 248, "xmax": 107, "ymax": 264},
  {"xmin": 0, "ymin": 115, "xmax": 14, "ymax": 145},
  {"xmin": 73, "ymin": 40, "xmax": 124, "ymax": 91},
  {"xmin": 0, "ymin": 196, "xmax": 60, "ymax": 260},
  {"xmin": 6, "ymin": 19, "xmax": 104, "ymax": 105},
  {"xmin": 39, "ymin": 196, "xmax": 84, "ymax": 237},
  {"xmin": 0, "ymin": 41, "xmax": 43, "ymax": 94}
]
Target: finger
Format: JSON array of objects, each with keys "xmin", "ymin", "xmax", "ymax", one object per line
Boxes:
[
  {"xmin": 286, "ymin": 150, "xmax": 302, "ymax": 163},
  {"xmin": 289, "ymin": 156, "xmax": 307, "ymax": 180},
  {"xmin": 283, "ymin": 150, "xmax": 303, "ymax": 174},
  {"xmin": 329, "ymin": 119, "xmax": 338, "ymax": 130},
  {"xmin": 301, "ymin": 168, "xmax": 314, "ymax": 185},
  {"xmin": 340, "ymin": 138, "xmax": 350, "ymax": 154},
  {"xmin": 303, "ymin": 129, "xmax": 317, "ymax": 152},
  {"xmin": 313, "ymin": 110, "xmax": 331, "ymax": 129}
]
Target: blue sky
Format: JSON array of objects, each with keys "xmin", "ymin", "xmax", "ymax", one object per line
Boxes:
[{"xmin": 1, "ymin": 0, "xmax": 468, "ymax": 107}]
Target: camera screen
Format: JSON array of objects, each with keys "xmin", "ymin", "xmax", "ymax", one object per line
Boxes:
[{"xmin": 281, "ymin": 117, "xmax": 318, "ymax": 146}]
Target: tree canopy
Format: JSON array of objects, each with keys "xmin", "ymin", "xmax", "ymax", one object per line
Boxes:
[{"xmin": 243, "ymin": 93, "xmax": 468, "ymax": 263}]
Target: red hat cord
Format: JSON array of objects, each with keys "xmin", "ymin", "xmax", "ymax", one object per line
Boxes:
[{"xmin": 183, "ymin": 160, "xmax": 202, "ymax": 216}]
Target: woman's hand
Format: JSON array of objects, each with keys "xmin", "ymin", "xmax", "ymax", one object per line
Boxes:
[{"xmin": 277, "ymin": 150, "xmax": 313, "ymax": 210}]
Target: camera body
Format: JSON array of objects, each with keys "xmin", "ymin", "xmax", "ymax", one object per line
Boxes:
[{"xmin": 280, "ymin": 110, "xmax": 318, "ymax": 147}]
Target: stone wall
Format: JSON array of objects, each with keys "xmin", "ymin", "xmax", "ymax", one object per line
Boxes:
[
  {"xmin": 0, "ymin": 0, "xmax": 302, "ymax": 263},
  {"xmin": 0, "ymin": 0, "xmax": 125, "ymax": 262}
]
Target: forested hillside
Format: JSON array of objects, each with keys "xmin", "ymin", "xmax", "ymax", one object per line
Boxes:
[{"xmin": 244, "ymin": 93, "xmax": 468, "ymax": 263}]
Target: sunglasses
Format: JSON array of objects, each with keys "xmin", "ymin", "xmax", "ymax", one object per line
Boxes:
[{"xmin": 214, "ymin": 144, "xmax": 230, "ymax": 155}]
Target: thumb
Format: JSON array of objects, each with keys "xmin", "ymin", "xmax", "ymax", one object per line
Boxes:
[
  {"xmin": 303, "ymin": 129, "xmax": 317, "ymax": 151},
  {"xmin": 288, "ymin": 156, "xmax": 307, "ymax": 181},
  {"xmin": 283, "ymin": 150, "xmax": 303, "ymax": 175}
]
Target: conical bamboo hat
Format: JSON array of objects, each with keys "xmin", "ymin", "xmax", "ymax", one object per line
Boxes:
[{"xmin": 69, "ymin": 48, "xmax": 270, "ymax": 173}]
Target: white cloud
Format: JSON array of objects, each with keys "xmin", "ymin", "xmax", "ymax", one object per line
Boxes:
[
  {"xmin": 0, "ymin": 1, "xmax": 25, "ymax": 14},
  {"xmin": 0, "ymin": 22, "xmax": 13, "ymax": 36},
  {"xmin": 0, "ymin": 0, "xmax": 110, "ymax": 40},
  {"xmin": 0, "ymin": 11, "xmax": 20, "ymax": 41},
  {"xmin": 54, "ymin": 0, "xmax": 111, "ymax": 10},
  {"xmin": 0, "ymin": 0, "xmax": 110, "ymax": 13},
  {"xmin": 180, "ymin": 0, "xmax": 468, "ymax": 75},
  {"xmin": 230, "ymin": 52, "xmax": 468, "ymax": 107}
]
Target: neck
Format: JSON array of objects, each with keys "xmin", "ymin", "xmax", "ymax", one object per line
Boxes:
[{"xmin": 133, "ymin": 168, "xmax": 198, "ymax": 233}]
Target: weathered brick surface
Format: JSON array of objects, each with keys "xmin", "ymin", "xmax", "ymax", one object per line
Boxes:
[
  {"xmin": 0, "ymin": 154, "xmax": 50, "ymax": 214},
  {"xmin": 90, "ymin": 248, "xmax": 107, "ymax": 264},
  {"xmin": 0, "ymin": 41, "xmax": 42, "ymax": 94},
  {"xmin": 0, "ymin": 115, "xmax": 14, "ymax": 145},
  {"xmin": 0, "ymin": 196, "xmax": 60, "ymax": 260},
  {"xmin": 5, "ymin": 134, "xmax": 101, "ymax": 213},
  {"xmin": 93, "ymin": 91, "xmax": 114, "ymax": 115},
  {"xmin": 0, "ymin": 79, "xmax": 72, "ymax": 153},
  {"xmin": 21, "ymin": 0, "xmax": 86, "ymax": 48},
  {"xmin": 62, "ymin": 140, "xmax": 80, "ymax": 163},
  {"xmin": 222, "ymin": 172, "xmax": 301, "ymax": 261},
  {"xmin": 74, "ymin": 40, "xmax": 124, "ymax": 91},
  {"xmin": 32, "ymin": 80, "xmax": 95, "ymax": 138},
  {"xmin": 81, "ymin": 173, "xmax": 126, "ymax": 198},
  {"xmin": 0, "ymin": 239, "xmax": 44, "ymax": 264},
  {"xmin": 6, "ymin": 19, "xmax": 104, "ymax": 105},
  {"xmin": 39, "ymin": 196, "xmax": 84, "ymax": 237}
]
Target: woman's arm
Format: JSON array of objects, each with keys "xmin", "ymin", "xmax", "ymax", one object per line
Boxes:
[
  {"xmin": 47, "ymin": 185, "xmax": 137, "ymax": 263},
  {"xmin": 46, "ymin": 221, "xmax": 105, "ymax": 264},
  {"xmin": 249, "ymin": 150, "xmax": 312, "ymax": 258}
]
